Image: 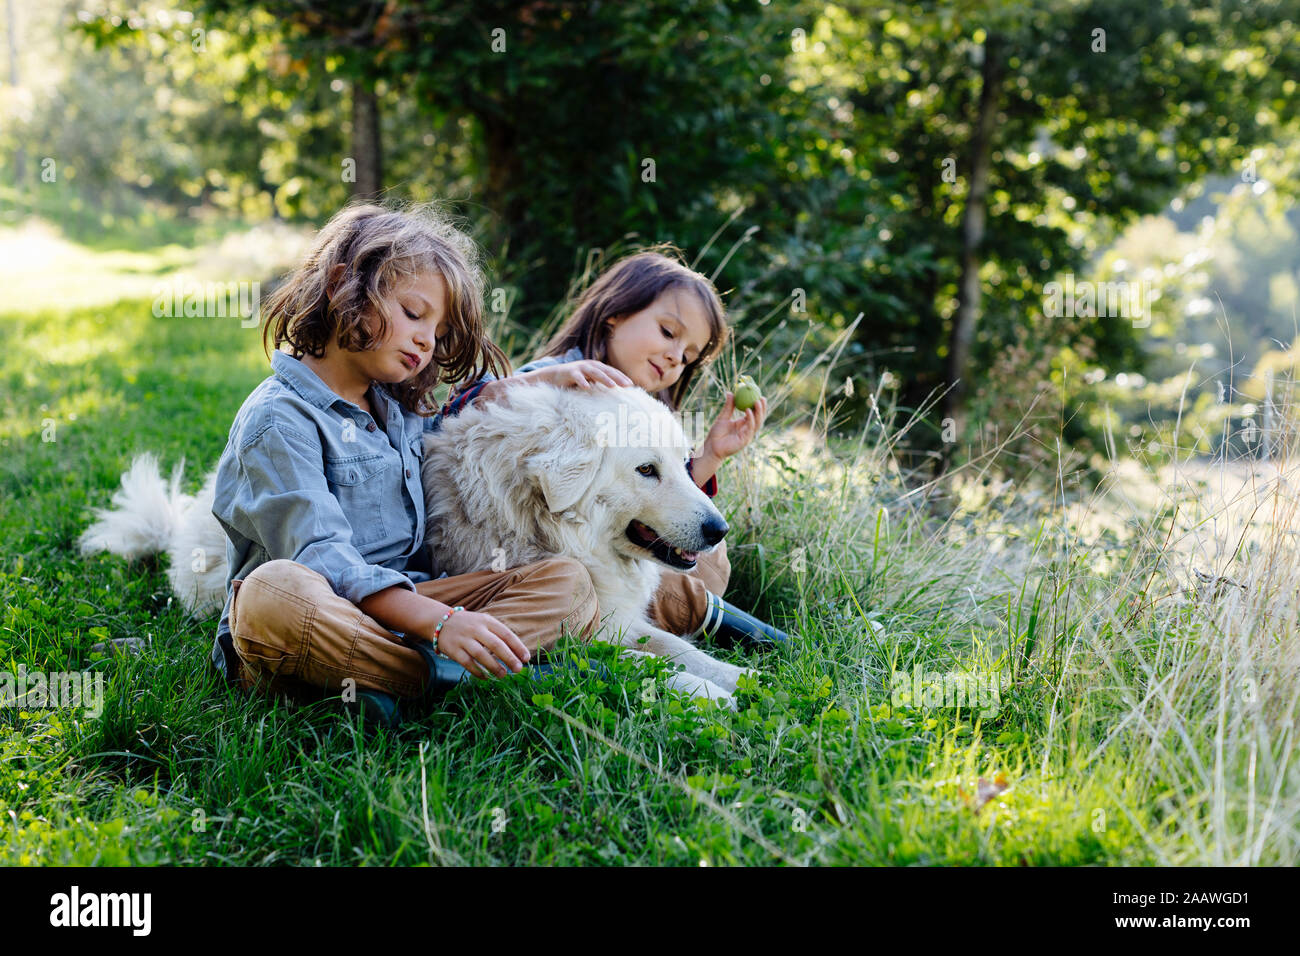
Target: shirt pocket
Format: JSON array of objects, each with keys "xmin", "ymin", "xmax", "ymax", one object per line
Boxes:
[{"xmin": 323, "ymin": 452, "xmax": 389, "ymax": 548}]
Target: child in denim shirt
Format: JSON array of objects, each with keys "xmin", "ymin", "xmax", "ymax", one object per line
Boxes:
[{"xmin": 212, "ymin": 203, "xmax": 604, "ymax": 726}]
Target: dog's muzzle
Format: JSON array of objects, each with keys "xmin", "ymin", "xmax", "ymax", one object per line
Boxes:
[{"xmin": 625, "ymin": 514, "xmax": 728, "ymax": 571}]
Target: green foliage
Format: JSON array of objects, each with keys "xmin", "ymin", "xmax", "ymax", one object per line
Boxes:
[
  {"xmin": 794, "ymin": 0, "xmax": 1298, "ymax": 433},
  {"xmin": 7, "ymin": 0, "xmax": 1299, "ymax": 457}
]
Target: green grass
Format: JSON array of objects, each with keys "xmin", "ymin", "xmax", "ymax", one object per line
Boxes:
[{"xmin": 1, "ymin": 233, "xmax": 1297, "ymax": 865}]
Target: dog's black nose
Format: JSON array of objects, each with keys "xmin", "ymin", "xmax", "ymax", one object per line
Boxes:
[{"xmin": 700, "ymin": 516, "xmax": 728, "ymax": 545}]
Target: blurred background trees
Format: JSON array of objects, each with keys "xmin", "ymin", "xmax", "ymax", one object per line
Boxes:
[{"xmin": 3, "ymin": 0, "xmax": 1297, "ymax": 475}]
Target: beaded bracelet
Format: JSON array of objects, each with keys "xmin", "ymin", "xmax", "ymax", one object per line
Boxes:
[{"xmin": 432, "ymin": 606, "xmax": 464, "ymax": 652}]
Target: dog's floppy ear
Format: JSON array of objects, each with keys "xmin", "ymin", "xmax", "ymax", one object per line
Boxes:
[
  {"xmin": 519, "ymin": 386, "xmax": 606, "ymax": 514},
  {"xmin": 527, "ymin": 440, "xmax": 602, "ymax": 514}
]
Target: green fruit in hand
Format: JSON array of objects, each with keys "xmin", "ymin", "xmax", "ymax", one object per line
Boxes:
[{"xmin": 733, "ymin": 375, "xmax": 761, "ymax": 411}]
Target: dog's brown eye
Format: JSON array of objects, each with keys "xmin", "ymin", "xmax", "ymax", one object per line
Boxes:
[{"xmin": 636, "ymin": 463, "xmax": 659, "ymax": 479}]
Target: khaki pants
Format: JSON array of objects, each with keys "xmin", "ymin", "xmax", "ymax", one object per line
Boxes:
[
  {"xmin": 228, "ymin": 558, "xmax": 600, "ymax": 702},
  {"xmin": 644, "ymin": 539, "xmax": 731, "ymax": 636}
]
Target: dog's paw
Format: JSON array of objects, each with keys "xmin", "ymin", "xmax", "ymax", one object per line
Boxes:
[
  {"xmin": 694, "ymin": 686, "xmax": 738, "ymax": 712},
  {"xmin": 665, "ymin": 672, "xmax": 733, "ymax": 706},
  {"xmin": 712, "ymin": 664, "xmax": 761, "ymax": 694}
]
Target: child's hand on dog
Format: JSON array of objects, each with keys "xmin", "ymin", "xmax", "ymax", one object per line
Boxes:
[
  {"xmin": 478, "ymin": 362, "xmax": 633, "ymax": 406},
  {"xmin": 429, "ymin": 610, "xmax": 531, "ymax": 679},
  {"xmin": 518, "ymin": 360, "xmax": 633, "ymax": 391},
  {"xmin": 700, "ymin": 391, "xmax": 769, "ymax": 461}
]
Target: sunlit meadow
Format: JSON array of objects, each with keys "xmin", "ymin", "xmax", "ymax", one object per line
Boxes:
[{"xmin": 0, "ymin": 223, "xmax": 1295, "ymax": 865}]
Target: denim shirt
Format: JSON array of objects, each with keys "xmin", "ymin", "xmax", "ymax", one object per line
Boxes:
[{"xmin": 209, "ymin": 349, "xmax": 437, "ymax": 680}]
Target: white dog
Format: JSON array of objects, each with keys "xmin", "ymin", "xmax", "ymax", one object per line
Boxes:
[
  {"xmin": 422, "ymin": 381, "xmax": 756, "ymax": 706},
  {"xmin": 78, "ymin": 384, "xmax": 756, "ymax": 705}
]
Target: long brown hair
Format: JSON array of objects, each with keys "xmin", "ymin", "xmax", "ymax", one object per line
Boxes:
[
  {"xmin": 538, "ymin": 246, "xmax": 729, "ymax": 410},
  {"xmin": 260, "ymin": 201, "xmax": 509, "ymax": 417}
]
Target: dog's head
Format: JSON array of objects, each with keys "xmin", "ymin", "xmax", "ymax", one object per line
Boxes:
[{"xmin": 520, "ymin": 384, "xmax": 728, "ymax": 573}]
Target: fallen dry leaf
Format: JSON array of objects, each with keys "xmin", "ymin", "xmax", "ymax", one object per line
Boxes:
[{"xmin": 959, "ymin": 772, "xmax": 1010, "ymax": 812}]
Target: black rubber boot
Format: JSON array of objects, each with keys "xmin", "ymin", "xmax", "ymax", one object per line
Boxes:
[
  {"xmin": 346, "ymin": 688, "xmax": 403, "ymax": 730},
  {"xmin": 698, "ymin": 593, "xmax": 790, "ymax": 651},
  {"xmin": 345, "ymin": 640, "xmax": 471, "ymax": 731},
  {"xmin": 411, "ymin": 639, "xmax": 565, "ymax": 685},
  {"xmin": 407, "ymin": 639, "xmax": 473, "ymax": 698}
]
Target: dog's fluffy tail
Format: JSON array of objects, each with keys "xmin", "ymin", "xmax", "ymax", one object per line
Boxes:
[
  {"xmin": 78, "ymin": 454, "xmax": 230, "ymax": 617},
  {"xmin": 78, "ymin": 452, "xmax": 193, "ymax": 561}
]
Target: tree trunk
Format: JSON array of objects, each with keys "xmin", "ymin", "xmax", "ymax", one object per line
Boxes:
[
  {"xmin": 350, "ymin": 81, "xmax": 383, "ymax": 202},
  {"xmin": 5, "ymin": 0, "xmax": 24, "ymax": 186},
  {"xmin": 942, "ymin": 33, "xmax": 1003, "ymax": 441},
  {"xmin": 482, "ymin": 112, "xmax": 523, "ymax": 236},
  {"xmin": 484, "ymin": 109, "xmax": 544, "ymax": 299}
]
